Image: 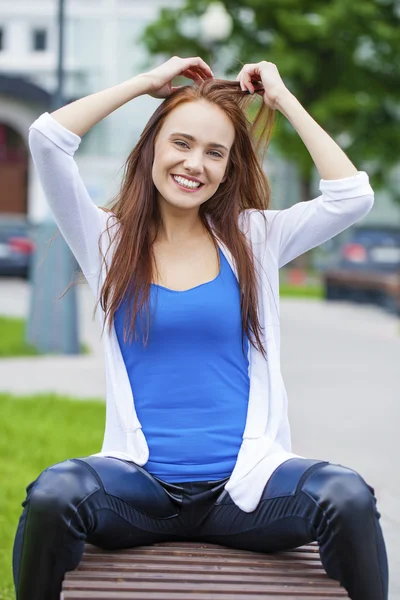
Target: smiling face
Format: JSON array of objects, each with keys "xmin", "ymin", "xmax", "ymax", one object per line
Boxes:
[{"xmin": 152, "ymin": 100, "xmax": 235, "ymax": 214}]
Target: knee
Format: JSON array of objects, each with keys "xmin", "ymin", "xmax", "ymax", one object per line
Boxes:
[
  {"xmin": 27, "ymin": 459, "xmax": 100, "ymax": 524},
  {"xmin": 302, "ymin": 464, "xmax": 376, "ymax": 523}
]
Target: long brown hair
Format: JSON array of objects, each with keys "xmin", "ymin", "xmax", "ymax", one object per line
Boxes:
[{"xmin": 95, "ymin": 79, "xmax": 275, "ymax": 360}]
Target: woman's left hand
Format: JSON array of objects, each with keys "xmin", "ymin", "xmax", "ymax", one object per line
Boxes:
[{"xmin": 235, "ymin": 61, "xmax": 289, "ymax": 110}]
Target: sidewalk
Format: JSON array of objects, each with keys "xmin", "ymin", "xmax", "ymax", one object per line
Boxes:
[{"xmin": 0, "ymin": 279, "xmax": 106, "ymax": 400}]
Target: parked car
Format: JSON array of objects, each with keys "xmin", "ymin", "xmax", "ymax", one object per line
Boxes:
[
  {"xmin": 323, "ymin": 225, "xmax": 400, "ymax": 315},
  {"xmin": 0, "ymin": 214, "xmax": 35, "ymax": 278}
]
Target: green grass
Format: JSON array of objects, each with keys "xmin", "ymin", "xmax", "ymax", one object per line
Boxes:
[
  {"xmin": 279, "ymin": 283, "xmax": 323, "ymax": 299},
  {"xmin": 0, "ymin": 393, "xmax": 105, "ymax": 600},
  {"xmin": 0, "ymin": 317, "xmax": 39, "ymax": 357},
  {"xmin": 0, "ymin": 316, "xmax": 90, "ymax": 357}
]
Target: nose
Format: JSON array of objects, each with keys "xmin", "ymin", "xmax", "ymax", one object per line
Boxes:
[{"xmin": 183, "ymin": 151, "xmax": 204, "ymax": 174}]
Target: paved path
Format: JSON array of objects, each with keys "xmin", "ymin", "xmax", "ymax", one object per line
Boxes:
[
  {"xmin": 0, "ymin": 279, "xmax": 105, "ymax": 399},
  {"xmin": 1, "ymin": 278, "xmax": 399, "ymax": 597},
  {"xmin": 279, "ymin": 298, "xmax": 400, "ymax": 599}
]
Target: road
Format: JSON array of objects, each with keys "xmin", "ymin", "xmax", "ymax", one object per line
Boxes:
[{"xmin": 1, "ymin": 278, "xmax": 399, "ymax": 597}]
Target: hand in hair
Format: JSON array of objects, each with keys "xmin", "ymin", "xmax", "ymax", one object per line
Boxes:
[
  {"xmin": 236, "ymin": 61, "xmax": 289, "ymax": 110},
  {"xmin": 141, "ymin": 56, "xmax": 214, "ymax": 99}
]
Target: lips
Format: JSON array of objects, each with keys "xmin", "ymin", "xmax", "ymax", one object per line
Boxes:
[
  {"xmin": 172, "ymin": 174, "xmax": 203, "ymax": 184},
  {"xmin": 170, "ymin": 175, "xmax": 204, "ymax": 192}
]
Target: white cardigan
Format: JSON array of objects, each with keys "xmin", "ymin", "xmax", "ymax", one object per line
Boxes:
[{"xmin": 29, "ymin": 112, "xmax": 374, "ymax": 513}]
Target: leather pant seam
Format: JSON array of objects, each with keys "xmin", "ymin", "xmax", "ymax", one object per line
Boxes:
[
  {"xmin": 71, "ymin": 459, "xmax": 104, "ymax": 497},
  {"xmin": 209, "ymin": 513, "xmax": 314, "ymax": 538},
  {"xmin": 258, "ymin": 493, "xmax": 293, "ymax": 503},
  {"xmin": 90, "ymin": 505, "xmax": 185, "ymax": 534},
  {"xmin": 301, "ymin": 488, "xmax": 331, "ymax": 537},
  {"xmin": 72, "ymin": 459, "xmax": 181, "ymax": 520},
  {"xmin": 106, "ymin": 489, "xmax": 181, "ymax": 521},
  {"xmin": 295, "ymin": 461, "xmax": 329, "ymax": 495}
]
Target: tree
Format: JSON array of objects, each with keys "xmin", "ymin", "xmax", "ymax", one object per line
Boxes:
[{"xmin": 141, "ymin": 0, "xmax": 400, "ymax": 206}]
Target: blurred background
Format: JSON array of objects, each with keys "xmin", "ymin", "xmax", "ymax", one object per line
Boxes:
[{"xmin": 0, "ymin": 0, "xmax": 399, "ymax": 598}]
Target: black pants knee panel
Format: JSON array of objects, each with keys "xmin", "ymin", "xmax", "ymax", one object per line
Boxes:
[
  {"xmin": 301, "ymin": 463, "xmax": 376, "ymax": 524},
  {"xmin": 27, "ymin": 459, "xmax": 100, "ymax": 519}
]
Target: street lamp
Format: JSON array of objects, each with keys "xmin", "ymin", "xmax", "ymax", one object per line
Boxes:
[{"xmin": 199, "ymin": 3, "xmax": 233, "ymax": 75}]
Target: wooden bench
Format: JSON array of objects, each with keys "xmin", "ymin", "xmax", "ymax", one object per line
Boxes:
[{"xmin": 60, "ymin": 541, "xmax": 349, "ymax": 599}]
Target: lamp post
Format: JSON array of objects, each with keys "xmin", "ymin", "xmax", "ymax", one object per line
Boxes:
[
  {"xmin": 199, "ymin": 3, "xmax": 233, "ymax": 75},
  {"xmin": 26, "ymin": 0, "xmax": 80, "ymax": 355}
]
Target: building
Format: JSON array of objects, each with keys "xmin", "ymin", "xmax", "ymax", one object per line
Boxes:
[
  {"xmin": 0, "ymin": 0, "xmax": 399, "ymax": 225},
  {"xmin": 0, "ymin": 0, "xmax": 179, "ymax": 223}
]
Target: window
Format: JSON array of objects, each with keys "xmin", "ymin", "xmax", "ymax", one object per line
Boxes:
[{"xmin": 33, "ymin": 29, "xmax": 47, "ymax": 51}]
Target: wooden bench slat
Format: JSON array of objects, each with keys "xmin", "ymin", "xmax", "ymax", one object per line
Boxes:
[
  {"xmin": 84, "ymin": 545, "xmax": 319, "ymax": 560},
  {"xmin": 63, "ymin": 580, "xmax": 345, "ymax": 592},
  {"xmin": 72, "ymin": 566, "xmax": 326, "ymax": 579},
  {"xmin": 63, "ymin": 573, "xmax": 342, "ymax": 590},
  {"xmin": 78, "ymin": 552, "xmax": 325, "ymax": 568},
  {"xmin": 66, "ymin": 568, "xmax": 332, "ymax": 581},
  {"xmin": 83, "ymin": 543, "xmax": 320, "ymax": 557},
  {"xmin": 61, "ymin": 593, "xmax": 344, "ymax": 600},
  {"xmin": 61, "ymin": 541, "xmax": 348, "ymax": 599}
]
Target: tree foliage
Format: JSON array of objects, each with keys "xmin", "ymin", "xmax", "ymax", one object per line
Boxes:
[{"xmin": 141, "ymin": 0, "xmax": 400, "ymax": 203}]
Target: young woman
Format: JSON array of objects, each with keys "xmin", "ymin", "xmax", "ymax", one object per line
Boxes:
[{"xmin": 13, "ymin": 56, "xmax": 388, "ymax": 600}]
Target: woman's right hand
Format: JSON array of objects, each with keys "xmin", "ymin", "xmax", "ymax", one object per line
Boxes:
[{"xmin": 140, "ymin": 56, "xmax": 214, "ymax": 99}]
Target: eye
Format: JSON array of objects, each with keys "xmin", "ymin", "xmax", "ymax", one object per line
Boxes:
[
  {"xmin": 174, "ymin": 140, "xmax": 189, "ymax": 149},
  {"xmin": 173, "ymin": 140, "xmax": 223, "ymax": 158}
]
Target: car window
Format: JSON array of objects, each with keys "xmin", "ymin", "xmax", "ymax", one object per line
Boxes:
[
  {"xmin": 0, "ymin": 224, "xmax": 28, "ymax": 243},
  {"xmin": 340, "ymin": 228, "xmax": 400, "ymax": 271},
  {"xmin": 353, "ymin": 229, "xmax": 400, "ymax": 246}
]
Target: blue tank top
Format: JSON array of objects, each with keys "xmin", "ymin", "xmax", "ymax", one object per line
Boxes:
[{"xmin": 114, "ymin": 247, "xmax": 250, "ymax": 482}]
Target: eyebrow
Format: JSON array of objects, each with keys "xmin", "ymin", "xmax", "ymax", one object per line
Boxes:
[{"xmin": 169, "ymin": 132, "xmax": 229, "ymax": 152}]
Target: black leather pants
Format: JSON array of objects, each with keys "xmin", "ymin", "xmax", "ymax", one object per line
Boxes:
[{"xmin": 13, "ymin": 456, "xmax": 388, "ymax": 600}]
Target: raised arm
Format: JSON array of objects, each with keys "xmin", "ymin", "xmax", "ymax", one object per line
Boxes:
[
  {"xmin": 236, "ymin": 61, "xmax": 374, "ymax": 267},
  {"xmin": 260, "ymin": 172, "xmax": 374, "ymax": 269},
  {"xmin": 49, "ymin": 76, "xmax": 149, "ymax": 137},
  {"xmin": 29, "ymin": 57, "xmax": 214, "ymax": 277},
  {"xmin": 50, "ymin": 56, "xmax": 213, "ymax": 136}
]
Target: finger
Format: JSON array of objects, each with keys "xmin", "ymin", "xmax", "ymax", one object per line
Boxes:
[
  {"xmin": 238, "ymin": 71, "xmax": 253, "ymax": 93},
  {"xmin": 184, "ymin": 56, "xmax": 214, "ymax": 78},
  {"xmin": 236, "ymin": 71, "xmax": 246, "ymax": 91},
  {"xmin": 187, "ymin": 65, "xmax": 209, "ymax": 81},
  {"xmin": 235, "ymin": 68, "xmax": 244, "ymax": 82},
  {"xmin": 243, "ymin": 71, "xmax": 260, "ymax": 93},
  {"xmin": 182, "ymin": 67, "xmax": 209, "ymax": 84},
  {"xmin": 243, "ymin": 64, "xmax": 263, "ymax": 92},
  {"xmin": 240, "ymin": 78, "xmax": 247, "ymax": 92},
  {"xmin": 182, "ymin": 68, "xmax": 203, "ymax": 82}
]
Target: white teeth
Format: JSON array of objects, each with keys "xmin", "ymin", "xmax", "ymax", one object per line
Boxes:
[{"xmin": 173, "ymin": 175, "xmax": 201, "ymax": 189}]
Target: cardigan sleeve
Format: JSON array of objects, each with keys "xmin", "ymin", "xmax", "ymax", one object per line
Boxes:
[
  {"xmin": 261, "ymin": 171, "xmax": 374, "ymax": 268},
  {"xmin": 29, "ymin": 112, "xmax": 109, "ymax": 278}
]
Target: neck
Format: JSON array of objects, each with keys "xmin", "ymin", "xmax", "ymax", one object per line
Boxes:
[{"xmin": 152, "ymin": 215, "xmax": 208, "ymax": 246}]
